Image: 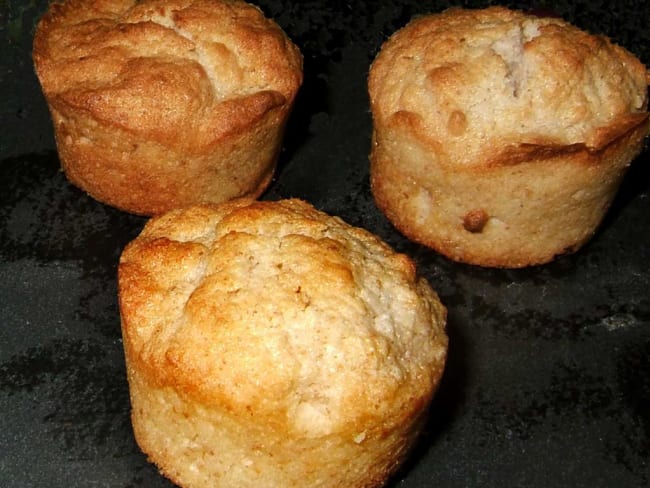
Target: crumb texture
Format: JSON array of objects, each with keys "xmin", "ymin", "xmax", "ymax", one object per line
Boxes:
[
  {"xmin": 33, "ymin": 0, "xmax": 302, "ymax": 145},
  {"xmin": 369, "ymin": 6, "xmax": 649, "ymax": 164},
  {"xmin": 32, "ymin": 0, "xmax": 303, "ymax": 215},
  {"xmin": 119, "ymin": 199, "xmax": 447, "ymax": 487},
  {"xmin": 368, "ymin": 7, "xmax": 649, "ymax": 267},
  {"xmin": 119, "ymin": 199, "xmax": 447, "ymax": 435}
]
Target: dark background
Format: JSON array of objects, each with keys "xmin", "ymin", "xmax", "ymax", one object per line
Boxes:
[{"xmin": 1, "ymin": 1, "xmax": 649, "ymax": 486}]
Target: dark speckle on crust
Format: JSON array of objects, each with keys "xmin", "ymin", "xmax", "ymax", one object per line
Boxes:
[{"xmin": 463, "ymin": 208, "xmax": 489, "ymax": 233}]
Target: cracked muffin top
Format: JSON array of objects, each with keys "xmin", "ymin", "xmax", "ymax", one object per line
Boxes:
[
  {"xmin": 369, "ymin": 6, "xmax": 649, "ymax": 166},
  {"xmin": 118, "ymin": 198, "xmax": 447, "ymax": 437},
  {"xmin": 33, "ymin": 0, "xmax": 303, "ymax": 149}
]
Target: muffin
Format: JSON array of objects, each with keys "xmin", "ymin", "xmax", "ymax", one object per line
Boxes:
[
  {"xmin": 368, "ymin": 6, "xmax": 649, "ymax": 268},
  {"xmin": 118, "ymin": 198, "xmax": 448, "ymax": 487},
  {"xmin": 33, "ymin": 0, "xmax": 302, "ymax": 215}
]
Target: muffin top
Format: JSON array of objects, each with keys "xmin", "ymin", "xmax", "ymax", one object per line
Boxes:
[
  {"xmin": 33, "ymin": 0, "xmax": 303, "ymax": 150},
  {"xmin": 118, "ymin": 199, "xmax": 447, "ymax": 438},
  {"xmin": 369, "ymin": 6, "xmax": 649, "ymax": 166}
]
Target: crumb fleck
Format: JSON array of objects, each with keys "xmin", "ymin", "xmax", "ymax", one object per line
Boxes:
[{"xmin": 463, "ymin": 208, "xmax": 489, "ymax": 233}]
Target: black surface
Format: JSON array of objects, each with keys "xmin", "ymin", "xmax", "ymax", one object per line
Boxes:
[{"xmin": 1, "ymin": 1, "xmax": 649, "ymax": 487}]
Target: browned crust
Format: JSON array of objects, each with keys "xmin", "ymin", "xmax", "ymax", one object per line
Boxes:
[
  {"xmin": 33, "ymin": 0, "xmax": 303, "ymax": 215},
  {"xmin": 119, "ymin": 199, "xmax": 447, "ymax": 427},
  {"xmin": 370, "ymin": 117, "xmax": 649, "ymax": 268},
  {"xmin": 118, "ymin": 199, "xmax": 448, "ymax": 486},
  {"xmin": 368, "ymin": 6, "xmax": 649, "ymax": 267},
  {"xmin": 382, "ymin": 107, "xmax": 649, "ymax": 171}
]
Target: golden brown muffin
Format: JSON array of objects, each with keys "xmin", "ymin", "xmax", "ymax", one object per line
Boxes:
[
  {"xmin": 118, "ymin": 198, "xmax": 448, "ymax": 488},
  {"xmin": 33, "ymin": 0, "xmax": 302, "ymax": 215},
  {"xmin": 369, "ymin": 6, "xmax": 649, "ymax": 268}
]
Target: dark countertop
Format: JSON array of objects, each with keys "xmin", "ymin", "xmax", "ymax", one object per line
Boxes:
[{"xmin": 1, "ymin": 1, "xmax": 649, "ymax": 487}]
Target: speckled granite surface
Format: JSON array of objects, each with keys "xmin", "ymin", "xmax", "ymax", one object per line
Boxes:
[{"xmin": 1, "ymin": 1, "xmax": 649, "ymax": 487}]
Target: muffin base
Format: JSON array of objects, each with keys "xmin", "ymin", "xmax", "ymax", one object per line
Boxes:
[
  {"xmin": 127, "ymin": 362, "xmax": 429, "ymax": 488},
  {"xmin": 370, "ymin": 112, "xmax": 649, "ymax": 268},
  {"xmin": 49, "ymin": 95, "xmax": 288, "ymax": 216}
]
